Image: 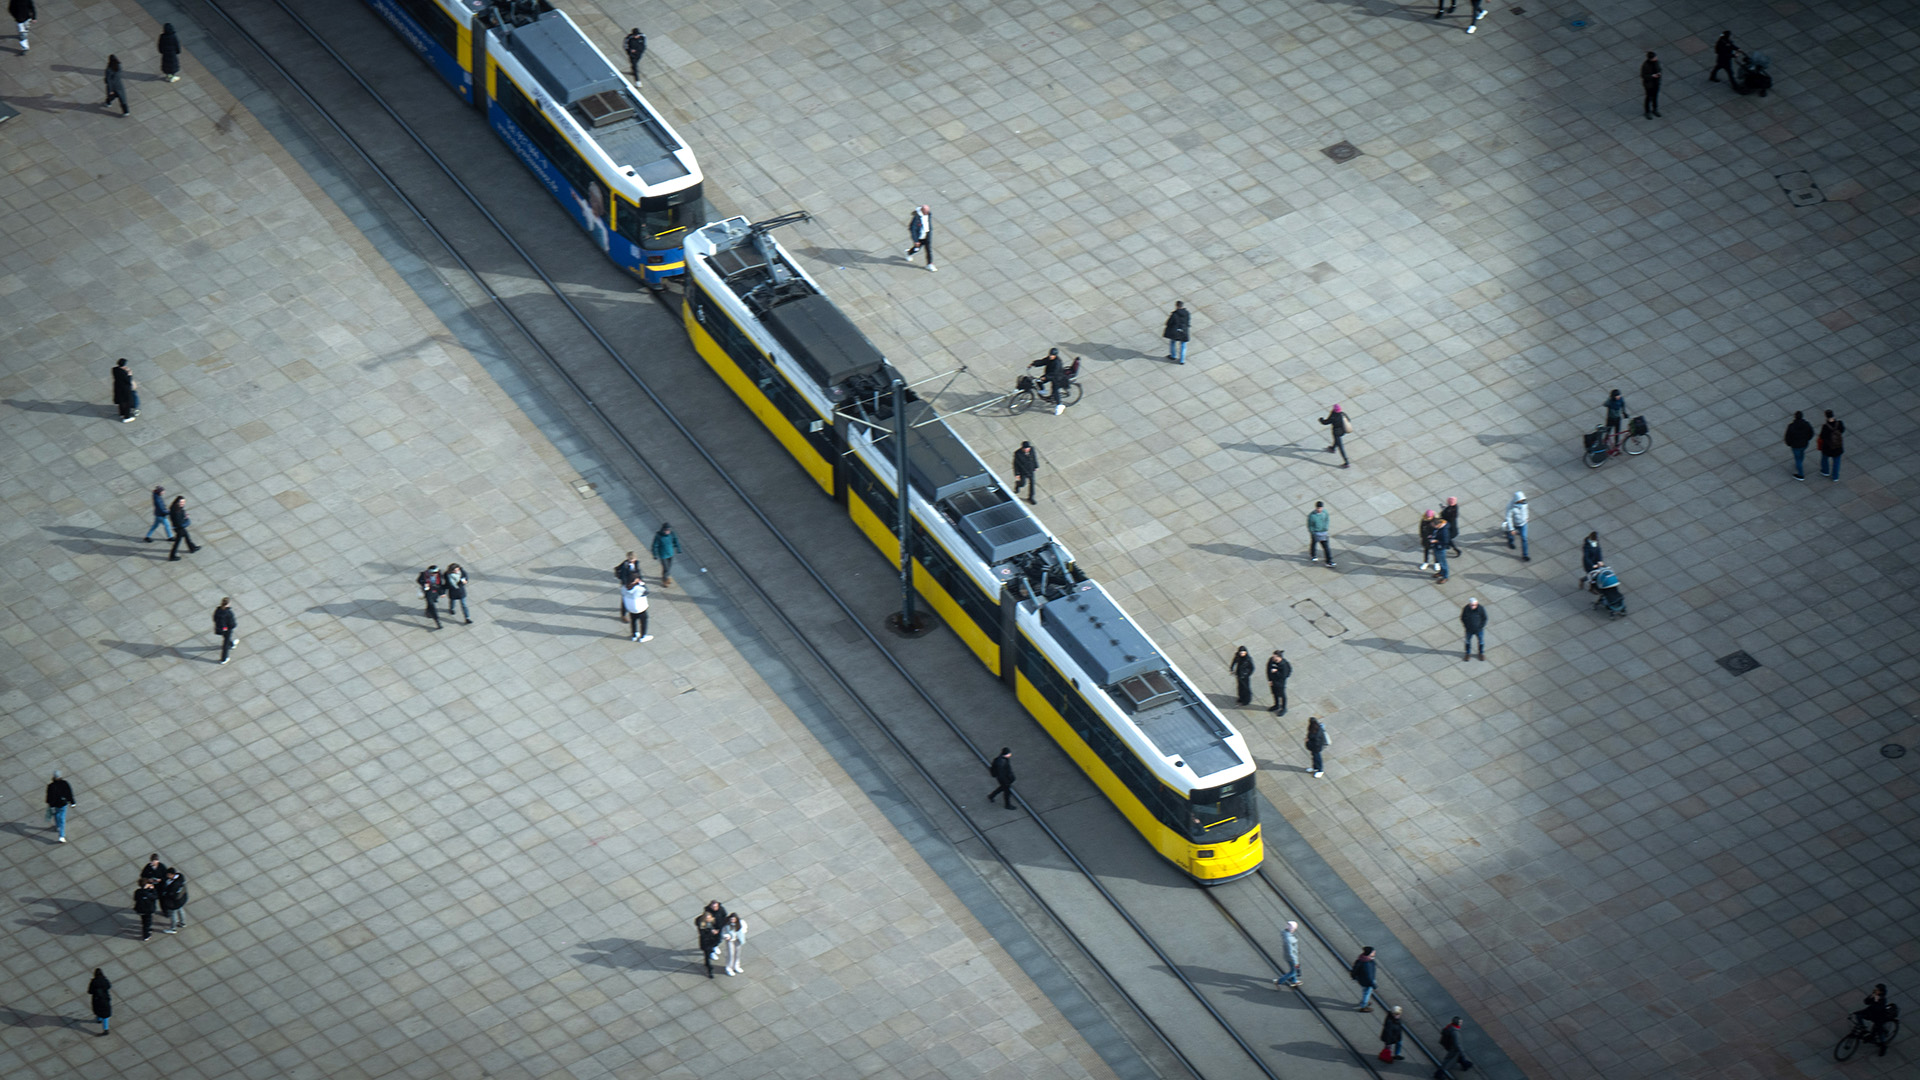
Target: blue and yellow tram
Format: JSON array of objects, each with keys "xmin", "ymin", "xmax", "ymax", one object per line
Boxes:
[
  {"xmin": 683, "ymin": 216, "xmax": 1262, "ymax": 882},
  {"xmin": 361, "ymin": 0, "xmax": 705, "ymax": 286}
]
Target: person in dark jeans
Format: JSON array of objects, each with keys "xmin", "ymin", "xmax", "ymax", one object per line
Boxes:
[
  {"xmin": 1011, "ymin": 441, "xmax": 1038, "ymax": 504},
  {"xmin": 143, "ymin": 484, "xmax": 172, "ymax": 541},
  {"xmin": 1709, "ymin": 31, "xmax": 1736, "ymax": 83},
  {"xmin": 167, "ymin": 496, "xmax": 199, "ymax": 559},
  {"xmin": 1307, "ymin": 502, "xmax": 1334, "ymax": 567},
  {"xmin": 1266, "ymin": 650, "xmax": 1291, "ymax": 714},
  {"xmin": 1640, "ymin": 52, "xmax": 1662, "ymax": 118},
  {"xmin": 132, "ymin": 879, "xmax": 158, "ymax": 941},
  {"xmin": 1320, "ymin": 405, "xmax": 1350, "ymax": 467},
  {"xmin": 986, "ymin": 748, "xmax": 1016, "ymax": 809},
  {"xmin": 1434, "ymin": 1017, "xmax": 1469, "ymax": 1077},
  {"xmin": 1305, "ymin": 717, "xmax": 1328, "ymax": 778},
  {"xmin": 622, "ymin": 28, "xmax": 645, "ymax": 81},
  {"xmin": 1817, "ymin": 409, "xmax": 1845, "ymax": 481},
  {"xmin": 1783, "ymin": 410, "xmax": 1814, "ymax": 480},
  {"xmin": 1460, "ymin": 598, "xmax": 1486, "ymax": 661},
  {"xmin": 213, "ymin": 597, "xmax": 237, "ymax": 664},
  {"xmin": 1604, "ymin": 389, "xmax": 1628, "ymax": 435}
]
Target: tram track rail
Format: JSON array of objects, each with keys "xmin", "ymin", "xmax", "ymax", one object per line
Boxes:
[{"xmin": 189, "ymin": 1, "xmax": 1457, "ymax": 1076}]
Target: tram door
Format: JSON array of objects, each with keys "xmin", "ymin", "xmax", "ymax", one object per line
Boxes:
[{"xmin": 468, "ymin": 15, "xmax": 492, "ymax": 112}]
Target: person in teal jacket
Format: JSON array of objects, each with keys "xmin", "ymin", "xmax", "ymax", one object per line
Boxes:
[
  {"xmin": 1307, "ymin": 502, "xmax": 1334, "ymax": 567},
  {"xmin": 651, "ymin": 523, "xmax": 683, "ymax": 587}
]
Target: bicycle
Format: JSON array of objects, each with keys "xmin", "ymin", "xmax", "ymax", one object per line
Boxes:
[
  {"xmin": 1007, "ymin": 361, "xmax": 1084, "ymax": 415},
  {"xmin": 1834, "ymin": 1009, "xmax": 1899, "ymax": 1061},
  {"xmin": 1584, "ymin": 416, "xmax": 1652, "ymax": 468}
]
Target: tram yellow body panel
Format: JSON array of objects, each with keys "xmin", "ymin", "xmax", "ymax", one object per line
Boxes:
[
  {"xmin": 682, "ymin": 302, "xmax": 834, "ymax": 493},
  {"xmin": 845, "ymin": 486, "xmax": 1001, "ymax": 671}
]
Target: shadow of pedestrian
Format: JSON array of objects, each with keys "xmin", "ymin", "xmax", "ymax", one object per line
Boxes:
[
  {"xmin": 0, "ymin": 1007, "xmax": 78, "ymax": 1029},
  {"xmin": 529, "ymin": 565, "xmax": 615, "ymax": 586},
  {"xmin": 1059, "ymin": 341, "xmax": 1157, "ymax": 363},
  {"xmin": 18, "ymin": 897, "xmax": 127, "ymax": 937},
  {"xmin": 491, "ymin": 597, "xmax": 607, "ymax": 618},
  {"xmin": 100, "ymin": 640, "xmax": 177, "ymax": 661},
  {"xmin": 792, "ymin": 245, "xmax": 900, "ymax": 269},
  {"xmin": 574, "ymin": 938, "xmax": 698, "ymax": 972},
  {"xmin": 1219, "ymin": 440, "xmax": 1324, "ymax": 462},
  {"xmin": 43, "ymin": 526, "xmax": 157, "ymax": 559},
  {"xmin": 305, "ymin": 600, "xmax": 414, "ymax": 623},
  {"xmin": 0, "ymin": 822, "xmax": 61, "ymax": 845},
  {"xmin": 3, "ymin": 398, "xmax": 104, "ymax": 416},
  {"xmin": 1343, "ymin": 637, "xmax": 1453, "ymax": 656},
  {"xmin": 493, "ymin": 619, "xmax": 626, "ymax": 639},
  {"xmin": 1190, "ymin": 541, "xmax": 1283, "ymax": 562}
]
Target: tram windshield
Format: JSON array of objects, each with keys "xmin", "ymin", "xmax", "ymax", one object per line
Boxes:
[
  {"xmin": 633, "ymin": 187, "xmax": 707, "ymax": 249},
  {"xmin": 1189, "ymin": 777, "xmax": 1257, "ymax": 840}
]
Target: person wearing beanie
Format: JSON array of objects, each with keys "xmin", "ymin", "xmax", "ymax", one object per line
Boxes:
[
  {"xmin": 1273, "ymin": 920, "xmax": 1302, "ymax": 988},
  {"xmin": 1502, "ymin": 491, "xmax": 1530, "ymax": 560},
  {"xmin": 1319, "ymin": 404, "xmax": 1351, "ymax": 467}
]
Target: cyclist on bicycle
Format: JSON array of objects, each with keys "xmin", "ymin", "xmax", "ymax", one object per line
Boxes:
[
  {"xmin": 1604, "ymin": 389, "xmax": 1629, "ymax": 436},
  {"xmin": 1854, "ymin": 984, "xmax": 1895, "ymax": 1052},
  {"xmin": 1028, "ymin": 348, "xmax": 1074, "ymax": 416}
]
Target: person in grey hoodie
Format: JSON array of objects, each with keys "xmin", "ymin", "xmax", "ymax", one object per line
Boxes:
[
  {"xmin": 1273, "ymin": 921, "xmax": 1303, "ymax": 988},
  {"xmin": 1502, "ymin": 491, "xmax": 1530, "ymax": 561}
]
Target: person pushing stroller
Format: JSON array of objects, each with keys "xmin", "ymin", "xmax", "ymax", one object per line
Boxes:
[{"xmin": 1584, "ymin": 562, "xmax": 1627, "ymax": 617}]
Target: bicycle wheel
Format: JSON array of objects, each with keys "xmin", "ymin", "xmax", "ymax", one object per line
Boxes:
[
  {"xmin": 1835, "ymin": 1030, "xmax": 1862, "ymax": 1062},
  {"xmin": 1884, "ymin": 1017, "xmax": 1900, "ymax": 1048},
  {"xmin": 1007, "ymin": 390, "xmax": 1033, "ymax": 415},
  {"xmin": 1624, "ymin": 433, "xmax": 1652, "ymax": 455},
  {"xmin": 1062, "ymin": 382, "xmax": 1084, "ymax": 408},
  {"xmin": 1586, "ymin": 447, "xmax": 1609, "ymax": 469}
]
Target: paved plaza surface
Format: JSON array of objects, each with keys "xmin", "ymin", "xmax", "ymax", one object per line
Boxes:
[
  {"xmin": 586, "ymin": 0, "xmax": 1918, "ymax": 1077},
  {"xmin": 0, "ymin": 2, "xmax": 1124, "ymax": 1078}
]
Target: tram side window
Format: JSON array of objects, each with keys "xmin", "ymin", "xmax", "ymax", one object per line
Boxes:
[
  {"xmin": 693, "ymin": 288, "xmax": 833, "ymax": 457},
  {"xmin": 1019, "ymin": 651, "xmax": 1188, "ymax": 831},
  {"xmin": 912, "ymin": 532, "xmax": 998, "ymax": 638},
  {"xmin": 493, "ymin": 76, "xmax": 600, "ymax": 209},
  {"xmin": 389, "ymin": 0, "xmax": 458, "ymax": 59}
]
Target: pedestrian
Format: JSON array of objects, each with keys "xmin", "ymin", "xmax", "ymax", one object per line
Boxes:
[
  {"xmin": 1319, "ymin": 404, "xmax": 1351, "ymax": 467},
  {"xmin": 721, "ymin": 912, "xmax": 748, "ymax": 975},
  {"xmin": 697, "ymin": 899, "xmax": 729, "ymax": 927},
  {"xmin": 1603, "ymin": 389, "xmax": 1628, "ymax": 436},
  {"xmin": 986, "ymin": 747, "xmax": 1016, "ymax": 809},
  {"xmin": 1304, "ymin": 716, "xmax": 1328, "ymax": 778},
  {"xmin": 1442, "ymin": 496, "xmax": 1462, "ymax": 554},
  {"xmin": 1162, "ymin": 300, "xmax": 1191, "ymax": 364},
  {"xmin": 1434, "ymin": 1017, "xmax": 1469, "ymax": 1077},
  {"xmin": 1266, "ymin": 649, "xmax": 1291, "ymax": 714},
  {"xmin": 613, "ymin": 551, "xmax": 642, "ymax": 617},
  {"xmin": 88, "ymin": 969, "xmax": 111, "ymax": 1035},
  {"xmin": 110, "ymin": 358, "xmax": 139, "ymax": 422},
  {"xmin": 1350, "ymin": 945, "xmax": 1378, "ymax": 1011},
  {"xmin": 103, "ymin": 54, "xmax": 129, "ymax": 115},
  {"xmin": 622, "ymin": 578, "xmax": 652, "ymax": 642},
  {"xmin": 1817, "ymin": 409, "xmax": 1845, "ymax": 481},
  {"xmin": 10, "ymin": 0, "xmax": 33, "ymax": 53},
  {"xmin": 621, "ymin": 27, "xmax": 645, "ymax": 81},
  {"xmin": 139, "ymin": 853, "xmax": 169, "ymax": 883},
  {"xmin": 443, "ymin": 564, "xmax": 471, "ymax": 623},
  {"xmin": 45, "ymin": 770, "xmax": 75, "ymax": 842},
  {"xmin": 1028, "ymin": 348, "xmax": 1068, "ymax": 415},
  {"xmin": 1307, "ymin": 501, "xmax": 1334, "ymax": 567},
  {"xmin": 158, "ymin": 869, "xmax": 188, "ymax": 933},
  {"xmin": 416, "ymin": 564, "xmax": 444, "ymax": 630},
  {"xmin": 1273, "ymin": 920, "xmax": 1302, "ymax": 988},
  {"xmin": 903, "ymin": 204, "xmax": 934, "ymax": 271},
  {"xmin": 696, "ymin": 913, "xmax": 721, "ymax": 979},
  {"xmin": 157, "ymin": 22, "xmax": 180, "ymax": 81},
  {"xmin": 1461, "ymin": 598, "xmax": 1486, "ymax": 661},
  {"xmin": 1640, "ymin": 51, "xmax": 1662, "ymax": 118},
  {"xmin": 1783, "ymin": 410, "xmax": 1814, "ymax": 480},
  {"xmin": 1709, "ymin": 31, "xmax": 1736, "ymax": 83},
  {"xmin": 1418, "ymin": 509, "xmax": 1438, "ymax": 571},
  {"xmin": 133, "ymin": 878, "xmax": 158, "ymax": 941},
  {"xmin": 1381, "ymin": 1005, "xmax": 1406, "ymax": 1061},
  {"xmin": 167, "ymin": 495, "xmax": 199, "ymax": 560},
  {"xmin": 1431, "ymin": 0, "xmax": 1452, "ymax": 17},
  {"xmin": 1465, "ymin": 0, "xmax": 1486, "ymax": 33},
  {"xmin": 1581, "ymin": 531, "xmax": 1604, "ymax": 574},
  {"xmin": 651, "ymin": 523, "xmax": 681, "ymax": 586},
  {"xmin": 212, "ymin": 597, "xmax": 237, "ymax": 664},
  {"xmin": 1011, "ymin": 441, "xmax": 1038, "ymax": 504},
  {"xmin": 142, "ymin": 484, "xmax": 172, "ymax": 542},
  {"xmin": 1502, "ymin": 491, "xmax": 1530, "ymax": 561},
  {"xmin": 1430, "ymin": 515, "xmax": 1453, "ymax": 583},
  {"xmin": 1228, "ymin": 645, "xmax": 1254, "ymax": 706}
]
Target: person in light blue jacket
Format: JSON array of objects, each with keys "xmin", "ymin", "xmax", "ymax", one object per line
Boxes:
[{"xmin": 1502, "ymin": 491, "xmax": 1530, "ymax": 561}]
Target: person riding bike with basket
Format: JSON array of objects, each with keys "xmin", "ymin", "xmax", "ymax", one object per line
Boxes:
[
  {"xmin": 1853, "ymin": 985, "xmax": 1897, "ymax": 1055},
  {"xmin": 1027, "ymin": 348, "xmax": 1079, "ymax": 415}
]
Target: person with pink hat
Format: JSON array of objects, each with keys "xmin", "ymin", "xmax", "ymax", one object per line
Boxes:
[{"xmin": 1320, "ymin": 404, "xmax": 1351, "ymax": 468}]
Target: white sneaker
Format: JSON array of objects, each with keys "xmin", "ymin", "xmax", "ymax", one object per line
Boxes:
[
  {"xmin": 639, "ymin": 634, "xmax": 654, "ymax": 642},
  {"xmin": 926, "ymin": 264, "xmax": 937, "ymax": 272},
  {"xmin": 1312, "ymin": 770, "xmax": 1324, "ymax": 777},
  {"xmin": 1466, "ymin": 24, "xmax": 1476, "ymax": 32},
  {"xmin": 1475, "ymin": 8, "xmax": 1486, "ymax": 17},
  {"xmin": 1053, "ymin": 403, "xmax": 1063, "ymax": 415},
  {"xmin": 57, "ymin": 836, "xmax": 66, "ymax": 842},
  {"xmin": 630, "ymin": 633, "xmax": 639, "ymax": 641}
]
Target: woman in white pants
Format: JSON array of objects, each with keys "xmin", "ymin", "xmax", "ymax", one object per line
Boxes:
[{"xmin": 722, "ymin": 913, "xmax": 749, "ymax": 975}]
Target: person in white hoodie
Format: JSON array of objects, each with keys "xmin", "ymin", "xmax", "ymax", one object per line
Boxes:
[
  {"xmin": 1502, "ymin": 491, "xmax": 1530, "ymax": 561},
  {"xmin": 721, "ymin": 913, "xmax": 749, "ymax": 975},
  {"xmin": 622, "ymin": 580, "xmax": 652, "ymax": 642}
]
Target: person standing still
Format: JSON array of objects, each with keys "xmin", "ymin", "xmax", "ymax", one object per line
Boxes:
[
  {"xmin": 110, "ymin": 358, "xmax": 138, "ymax": 422},
  {"xmin": 10, "ymin": 0, "xmax": 34, "ymax": 53},
  {"xmin": 986, "ymin": 747, "xmax": 1016, "ymax": 809},
  {"xmin": 1011, "ymin": 441, "xmax": 1039, "ymax": 504},
  {"xmin": 1640, "ymin": 51, "xmax": 1662, "ymax": 118},
  {"xmin": 157, "ymin": 23, "xmax": 181, "ymax": 82},
  {"xmin": 1305, "ymin": 717, "xmax": 1328, "ymax": 778},
  {"xmin": 1461, "ymin": 598, "xmax": 1487, "ymax": 661},
  {"xmin": 167, "ymin": 496, "xmax": 199, "ymax": 559},
  {"xmin": 1350, "ymin": 946, "xmax": 1379, "ymax": 1010},
  {"xmin": 1430, "ymin": 516, "xmax": 1453, "ymax": 583},
  {"xmin": 212, "ymin": 597, "xmax": 237, "ymax": 664},
  {"xmin": 143, "ymin": 485, "xmax": 172, "ymax": 542},
  {"xmin": 903, "ymin": 204, "xmax": 935, "ymax": 271},
  {"xmin": 1783, "ymin": 410, "xmax": 1814, "ymax": 480},
  {"xmin": 103, "ymin": 55, "xmax": 129, "ymax": 115},
  {"xmin": 1273, "ymin": 920, "xmax": 1303, "ymax": 988},
  {"xmin": 1162, "ymin": 300, "xmax": 1191, "ymax": 363},
  {"xmin": 46, "ymin": 770, "xmax": 75, "ymax": 842},
  {"xmin": 622, "ymin": 28, "xmax": 645, "ymax": 81},
  {"xmin": 1320, "ymin": 404, "xmax": 1351, "ymax": 467},
  {"xmin": 133, "ymin": 879, "xmax": 159, "ymax": 941},
  {"xmin": 1817, "ymin": 409, "xmax": 1845, "ymax": 481},
  {"xmin": 88, "ymin": 969, "xmax": 112, "ymax": 1035},
  {"xmin": 443, "ymin": 564, "xmax": 471, "ymax": 623},
  {"xmin": 1502, "ymin": 491, "xmax": 1530, "ymax": 561},
  {"xmin": 622, "ymin": 579, "xmax": 652, "ymax": 642},
  {"xmin": 158, "ymin": 869, "xmax": 188, "ymax": 933},
  {"xmin": 416, "ymin": 565, "xmax": 444, "ymax": 630},
  {"xmin": 1603, "ymin": 389, "xmax": 1628, "ymax": 436},
  {"xmin": 651, "ymin": 523, "xmax": 681, "ymax": 586},
  {"xmin": 1710, "ymin": 31, "xmax": 1736, "ymax": 84},
  {"xmin": 1442, "ymin": 496, "xmax": 1462, "ymax": 555},
  {"xmin": 613, "ymin": 551, "xmax": 642, "ymax": 617},
  {"xmin": 1418, "ymin": 509, "xmax": 1438, "ymax": 571},
  {"xmin": 696, "ymin": 914, "xmax": 722, "ymax": 979},
  {"xmin": 1307, "ymin": 501, "xmax": 1334, "ymax": 567},
  {"xmin": 721, "ymin": 912, "xmax": 748, "ymax": 975},
  {"xmin": 1434, "ymin": 1017, "xmax": 1469, "ymax": 1077},
  {"xmin": 1228, "ymin": 646, "xmax": 1254, "ymax": 706},
  {"xmin": 1266, "ymin": 650, "xmax": 1291, "ymax": 714}
]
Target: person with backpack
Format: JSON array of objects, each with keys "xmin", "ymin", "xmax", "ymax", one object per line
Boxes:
[
  {"xmin": 1350, "ymin": 945, "xmax": 1378, "ymax": 1010},
  {"xmin": 1320, "ymin": 405, "xmax": 1352, "ymax": 467},
  {"xmin": 416, "ymin": 565, "xmax": 445, "ymax": 630},
  {"xmin": 1305, "ymin": 717, "xmax": 1329, "ymax": 778},
  {"xmin": 1434, "ymin": 1017, "xmax": 1470, "ymax": 1077},
  {"xmin": 1817, "ymin": 409, "xmax": 1845, "ymax": 481}
]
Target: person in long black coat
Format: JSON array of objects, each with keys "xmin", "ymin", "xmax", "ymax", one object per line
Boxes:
[
  {"xmin": 158, "ymin": 23, "xmax": 181, "ymax": 81},
  {"xmin": 1227, "ymin": 646, "xmax": 1254, "ymax": 706},
  {"xmin": 132, "ymin": 880, "xmax": 158, "ymax": 941},
  {"xmin": 696, "ymin": 914, "xmax": 722, "ymax": 979},
  {"xmin": 102, "ymin": 55, "xmax": 129, "ymax": 115},
  {"xmin": 110, "ymin": 358, "xmax": 137, "ymax": 422},
  {"xmin": 987, "ymin": 748, "xmax": 1016, "ymax": 809},
  {"xmin": 168, "ymin": 496, "xmax": 199, "ymax": 559},
  {"xmin": 88, "ymin": 969, "xmax": 112, "ymax": 1034},
  {"xmin": 1162, "ymin": 301, "xmax": 1191, "ymax": 363},
  {"xmin": 1265, "ymin": 650, "xmax": 1291, "ymax": 714}
]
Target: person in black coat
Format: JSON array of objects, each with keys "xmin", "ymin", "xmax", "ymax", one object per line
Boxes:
[
  {"xmin": 1227, "ymin": 646, "xmax": 1254, "ymax": 706},
  {"xmin": 1461, "ymin": 598, "xmax": 1487, "ymax": 661},
  {"xmin": 1305, "ymin": 717, "xmax": 1328, "ymax": 777},
  {"xmin": 1435, "ymin": 1016, "xmax": 1468, "ymax": 1076},
  {"xmin": 1817, "ymin": 409, "xmax": 1845, "ymax": 481},
  {"xmin": 46, "ymin": 770, "xmax": 76, "ymax": 842},
  {"xmin": 103, "ymin": 54, "xmax": 129, "ymax": 115},
  {"xmin": 1581, "ymin": 532, "xmax": 1604, "ymax": 575},
  {"xmin": 1710, "ymin": 31, "xmax": 1736, "ymax": 84},
  {"xmin": 1162, "ymin": 301, "xmax": 1191, "ymax": 364},
  {"xmin": 11, "ymin": 0, "xmax": 35, "ymax": 53},
  {"xmin": 110, "ymin": 358, "xmax": 138, "ymax": 422},
  {"xmin": 88, "ymin": 969, "xmax": 112, "ymax": 1034},
  {"xmin": 1265, "ymin": 650, "xmax": 1291, "ymax": 714},
  {"xmin": 986, "ymin": 748, "xmax": 1016, "ymax": 809},
  {"xmin": 1441, "ymin": 496, "xmax": 1462, "ymax": 555},
  {"xmin": 416, "ymin": 565, "xmax": 444, "ymax": 630},
  {"xmin": 158, "ymin": 870, "xmax": 188, "ymax": 932},
  {"xmin": 167, "ymin": 496, "xmax": 199, "ymax": 559},
  {"xmin": 621, "ymin": 28, "xmax": 645, "ymax": 81},
  {"xmin": 903, "ymin": 205, "xmax": 934, "ymax": 270},
  {"xmin": 1783, "ymin": 410, "xmax": 1814, "ymax": 479},
  {"xmin": 1350, "ymin": 946, "xmax": 1378, "ymax": 1010},
  {"xmin": 1011, "ymin": 441, "xmax": 1038, "ymax": 504},
  {"xmin": 1380, "ymin": 1005, "xmax": 1406, "ymax": 1060},
  {"xmin": 158, "ymin": 23, "xmax": 181, "ymax": 81},
  {"xmin": 1319, "ymin": 405, "xmax": 1350, "ymax": 467},
  {"xmin": 213, "ymin": 597, "xmax": 237, "ymax": 664},
  {"xmin": 139, "ymin": 853, "xmax": 169, "ymax": 883},
  {"xmin": 133, "ymin": 879, "xmax": 159, "ymax": 941},
  {"xmin": 696, "ymin": 914, "xmax": 722, "ymax": 978},
  {"xmin": 1640, "ymin": 52, "xmax": 1662, "ymax": 118}
]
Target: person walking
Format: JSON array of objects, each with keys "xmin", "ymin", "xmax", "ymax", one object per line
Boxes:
[
  {"xmin": 1502, "ymin": 491, "xmax": 1530, "ymax": 561},
  {"xmin": 10, "ymin": 0, "xmax": 33, "ymax": 53},
  {"xmin": 1319, "ymin": 404, "xmax": 1351, "ymax": 467},
  {"xmin": 1307, "ymin": 501, "xmax": 1334, "ymax": 567},
  {"xmin": 903, "ymin": 204, "xmax": 934, "ymax": 271},
  {"xmin": 1441, "ymin": 496, "xmax": 1462, "ymax": 555},
  {"xmin": 142, "ymin": 485, "xmax": 172, "ymax": 542},
  {"xmin": 212, "ymin": 597, "xmax": 237, "ymax": 664},
  {"xmin": 45, "ymin": 770, "xmax": 75, "ymax": 842},
  {"xmin": 1461, "ymin": 598, "xmax": 1487, "ymax": 661},
  {"xmin": 1603, "ymin": 389, "xmax": 1628, "ymax": 436},
  {"xmin": 1162, "ymin": 300, "xmax": 1191, "ymax": 364},
  {"xmin": 1465, "ymin": 0, "xmax": 1486, "ymax": 33},
  {"xmin": 1430, "ymin": 515, "xmax": 1453, "ymax": 583},
  {"xmin": 110, "ymin": 358, "xmax": 139, "ymax": 422},
  {"xmin": 443, "ymin": 564, "xmax": 471, "ymax": 623},
  {"xmin": 1305, "ymin": 717, "xmax": 1328, "ymax": 778},
  {"xmin": 88, "ymin": 969, "xmax": 111, "ymax": 1035},
  {"xmin": 157, "ymin": 23, "xmax": 181, "ymax": 81},
  {"xmin": 1011, "ymin": 441, "xmax": 1038, "ymax": 504},
  {"xmin": 721, "ymin": 912, "xmax": 748, "ymax": 975},
  {"xmin": 1581, "ymin": 531, "xmax": 1604, "ymax": 575},
  {"xmin": 1228, "ymin": 646, "xmax": 1254, "ymax": 706},
  {"xmin": 133, "ymin": 878, "xmax": 159, "ymax": 941},
  {"xmin": 167, "ymin": 495, "xmax": 199, "ymax": 560},
  {"xmin": 1418, "ymin": 509, "xmax": 1438, "ymax": 571},
  {"xmin": 1381, "ymin": 1005, "xmax": 1407, "ymax": 1061},
  {"xmin": 1783, "ymin": 410, "xmax": 1814, "ymax": 480},
  {"xmin": 621, "ymin": 28, "xmax": 645, "ymax": 81},
  {"xmin": 158, "ymin": 869, "xmax": 188, "ymax": 933},
  {"xmin": 1350, "ymin": 946, "xmax": 1379, "ymax": 1011},
  {"xmin": 1817, "ymin": 409, "xmax": 1845, "ymax": 481},
  {"xmin": 416, "ymin": 565, "xmax": 445, "ymax": 630},
  {"xmin": 1266, "ymin": 650, "xmax": 1291, "ymax": 714},
  {"xmin": 1640, "ymin": 51, "xmax": 1662, "ymax": 118},
  {"xmin": 986, "ymin": 747, "xmax": 1016, "ymax": 809},
  {"xmin": 1434, "ymin": 1017, "xmax": 1469, "ymax": 1077},
  {"xmin": 1273, "ymin": 921, "xmax": 1302, "ymax": 988},
  {"xmin": 696, "ymin": 913, "xmax": 722, "ymax": 979},
  {"xmin": 651, "ymin": 523, "xmax": 681, "ymax": 586},
  {"xmin": 613, "ymin": 551, "xmax": 642, "ymax": 617},
  {"xmin": 622, "ymin": 578, "xmax": 652, "ymax": 642},
  {"xmin": 103, "ymin": 55, "xmax": 130, "ymax": 115},
  {"xmin": 1709, "ymin": 31, "xmax": 1736, "ymax": 84}
]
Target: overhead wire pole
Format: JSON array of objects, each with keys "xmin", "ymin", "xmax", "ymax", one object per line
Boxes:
[{"xmin": 885, "ymin": 377, "xmax": 930, "ymax": 636}]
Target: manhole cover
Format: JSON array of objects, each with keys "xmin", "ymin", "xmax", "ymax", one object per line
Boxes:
[
  {"xmin": 1883, "ymin": 745, "xmax": 1907, "ymax": 759},
  {"xmin": 1775, "ymin": 170, "xmax": 1825, "ymax": 207},
  {"xmin": 1321, "ymin": 141, "xmax": 1360, "ymax": 164},
  {"xmin": 1715, "ymin": 650, "xmax": 1761, "ymax": 675}
]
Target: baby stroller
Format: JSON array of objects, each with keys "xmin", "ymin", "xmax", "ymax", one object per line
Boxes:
[
  {"xmin": 1585, "ymin": 565, "xmax": 1627, "ymax": 617},
  {"xmin": 1733, "ymin": 49, "xmax": 1773, "ymax": 96}
]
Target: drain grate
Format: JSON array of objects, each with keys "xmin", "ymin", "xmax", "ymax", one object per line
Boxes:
[
  {"xmin": 1715, "ymin": 650, "xmax": 1761, "ymax": 675},
  {"xmin": 1321, "ymin": 141, "xmax": 1360, "ymax": 164},
  {"xmin": 1883, "ymin": 745, "xmax": 1907, "ymax": 760},
  {"xmin": 1776, "ymin": 170, "xmax": 1824, "ymax": 207},
  {"xmin": 1292, "ymin": 599, "xmax": 1346, "ymax": 637}
]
